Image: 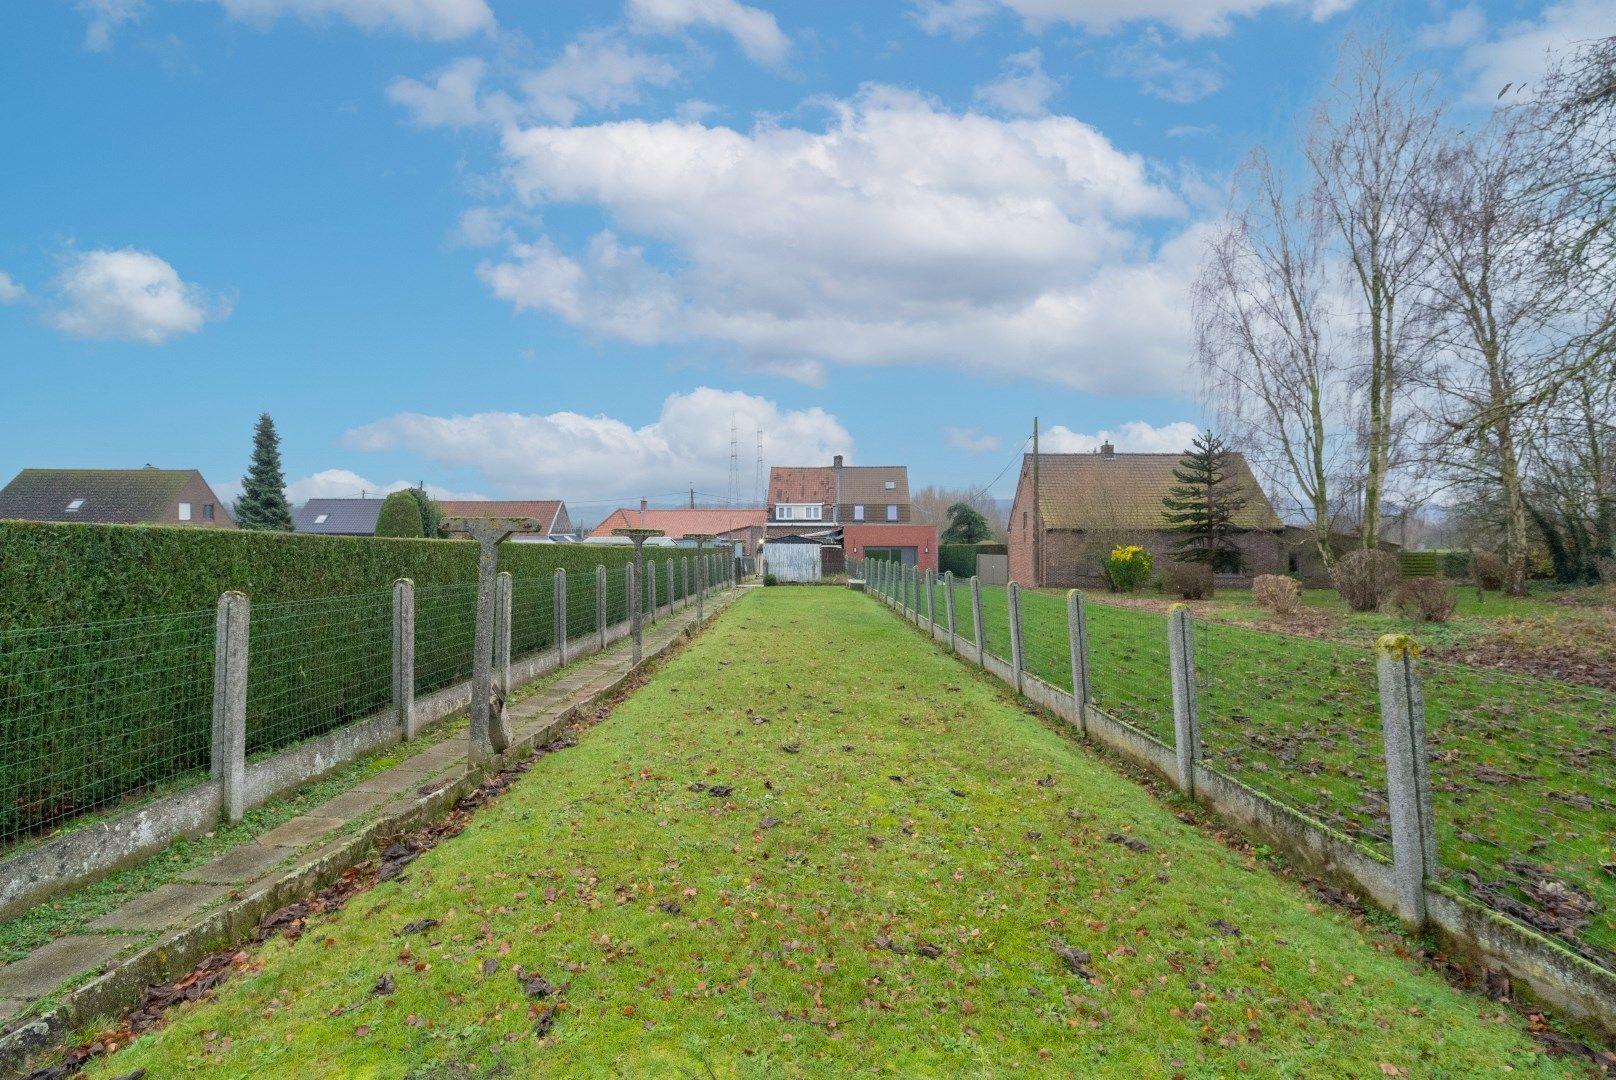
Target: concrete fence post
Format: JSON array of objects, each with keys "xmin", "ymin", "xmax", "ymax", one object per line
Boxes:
[
  {"xmin": 1168, "ymin": 605, "xmax": 1202, "ymax": 798},
  {"xmin": 392, "ymin": 578, "xmax": 417, "ymax": 740},
  {"xmin": 924, "ymin": 569, "xmax": 936, "ymax": 632},
  {"xmin": 494, "ymin": 571, "xmax": 512, "ymax": 701},
  {"xmin": 629, "ymin": 562, "xmax": 643, "ymax": 665},
  {"xmin": 696, "ymin": 554, "xmax": 706, "ymax": 622},
  {"xmin": 1008, "ymin": 581, "xmax": 1026, "ymax": 695},
  {"xmin": 1067, "ymin": 590, "xmax": 1091, "ymax": 734},
  {"xmin": 596, "ymin": 564, "xmax": 607, "ymax": 654},
  {"xmin": 647, "ymin": 561, "xmax": 658, "ymax": 625},
  {"xmin": 906, "ymin": 566, "xmax": 916, "ymax": 619},
  {"xmin": 943, "ymin": 571, "xmax": 957, "ymax": 650},
  {"xmin": 681, "ymin": 558, "xmax": 690, "ymax": 608},
  {"xmin": 211, "ymin": 590, "xmax": 249, "ymax": 825},
  {"xmin": 970, "ymin": 575, "xmax": 985, "ymax": 667},
  {"xmin": 553, "ymin": 568, "xmax": 567, "ymax": 667},
  {"xmin": 665, "ymin": 558, "xmax": 674, "ymax": 616},
  {"xmin": 1377, "ymin": 634, "xmax": 1438, "ymax": 928}
]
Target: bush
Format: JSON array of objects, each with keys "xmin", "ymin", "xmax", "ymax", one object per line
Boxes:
[
  {"xmin": 1473, "ymin": 551, "xmax": 1506, "ymax": 591},
  {"xmin": 1332, "ymin": 549, "xmax": 1401, "ymax": 611},
  {"xmin": 764, "ymin": 573, "xmax": 779, "ymax": 586},
  {"xmin": 375, "ymin": 491, "xmax": 425, "ymax": 538},
  {"xmin": 1105, "ymin": 545, "xmax": 1153, "ymax": 592},
  {"xmin": 1395, "ymin": 577, "xmax": 1457, "ymax": 623},
  {"xmin": 938, "ymin": 544, "xmax": 986, "ymax": 578},
  {"xmin": 1252, "ymin": 573, "xmax": 1302, "ymax": 615},
  {"xmin": 1162, "ymin": 560, "xmax": 1213, "ymax": 600}
]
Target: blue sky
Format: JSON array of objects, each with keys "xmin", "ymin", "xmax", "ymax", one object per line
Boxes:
[{"xmin": 1, "ymin": 0, "xmax": 1606, "ymax": 520}]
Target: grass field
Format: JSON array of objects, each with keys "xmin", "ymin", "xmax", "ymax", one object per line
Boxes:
[
  {"xmin": 83, "ymin": 589, "xmax": 1591, "ymax": 1077},
  {"xmin": 906, "ymin": 575, "xmax": 1616, "ymax": 972}
]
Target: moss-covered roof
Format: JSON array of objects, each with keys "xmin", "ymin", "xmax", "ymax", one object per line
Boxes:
[
  {"xmin": 1018, "ymin": 453, "xmax": 1283, "ymax": 531},
  {"xmin": 0, "ymin": 468, "xmax": 200, "ymax": 524}
]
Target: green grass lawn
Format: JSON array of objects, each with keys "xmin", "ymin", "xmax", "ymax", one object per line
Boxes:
[
  {"xmin": 929, "ymin": 582, "xmax": 1616, "ymax": 972},
  {"xmin": 84, "ymin": 588, "xmax": 1588, "ymax": 1077}
]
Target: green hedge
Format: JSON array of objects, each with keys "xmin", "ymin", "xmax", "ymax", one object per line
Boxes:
[
  {"xmin": 0, "ymin": 521, "xmax": 644, "ymax": 847},
  {"xmin": 939, "ymin": 542, "xmax": 1006, "ymax": 578}
]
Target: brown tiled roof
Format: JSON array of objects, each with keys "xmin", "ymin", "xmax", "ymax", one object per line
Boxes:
[
  {"xmin": 588, "ymin": 507, "xmax": 765, "ymax": 539},
  {"xmin": 0, "ymin": 468, "xmax": 204, "ymax": 524},
  {"xmin": 768, "ymin": 465, "xmax": 908, "ymax": 505},
  {"xmin": 437, "ymin": 500, "xmax": 565, "ymax": 532},
  {"xmin": 1022, "ymin": 453, "xmax": 1282, "ymax": 531}
]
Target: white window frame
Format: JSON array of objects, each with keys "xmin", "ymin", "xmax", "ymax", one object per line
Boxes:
[
  {"xmin": 884, "ymin": 480, "xmax": 897, "ymax": 490},
  {"xmin": 315, "ymin": 513, "xmax": 329, "ymax": 524},
  {"xmin": 178, "ymin": 502, "xmax": 192, "ymax": 521},
  {"xmin": 853, "ymin": 504, "xmax": 864, "ymax": 521},
  {"xmin": 775, "ymin": 503, "xmax": 822, "ymax": 522},
  {"xmin": 65, "ymin": 498, "xmax": 85, "ymax": 512},
  {"xmin": 886, "ymin": 504, "xmax": 898, "ymax": 521}
]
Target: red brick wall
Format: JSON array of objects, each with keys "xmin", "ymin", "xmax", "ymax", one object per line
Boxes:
[{"xmin": 841, "ymin": 523, "xmax": 938, "ymax": 573}]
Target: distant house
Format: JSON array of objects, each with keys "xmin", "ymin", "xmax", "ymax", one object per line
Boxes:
[
  {"xmin": 1006, "ymin": 443, "xmax": 1284, "ymax": 587},
  {"xmin": 0, "ymin": 467, "xmax": 235, "ymax": 528},
  {"xmin": 437, "ymin": 500, "xmax": 573, "ymax": 542},
  {"xmin": 292, "ymin": 497, "xmax": 386, "ymax": 536},
  {"xmin": 766, "ymin": 457, "xmax": 936, "ymax": 572},
  {"xmin": 588, "ymin": 505, "xmax": 766, "ymax": 556}
]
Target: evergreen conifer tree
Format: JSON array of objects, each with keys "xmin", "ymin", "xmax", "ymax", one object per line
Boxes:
[
  {"xmin": 235, "ymin": 413, "xmax": 293, "ymax": 531},
  {"xmin": 1161, "ymin": 430, "xmax": 1250, "ymax": 573},
  {"xmin": 941, "ymin": 502, "xmax": 992, "ymax": 544}
]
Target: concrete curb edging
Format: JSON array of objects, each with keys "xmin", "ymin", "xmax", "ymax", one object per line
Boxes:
[
  {"xmin": 0, "ymin": 590, "xmax": 739, "ymax": 1078},
  {"xmin": 869, "ymin": 582, "xmax": 1616, "ymax": 1039}
]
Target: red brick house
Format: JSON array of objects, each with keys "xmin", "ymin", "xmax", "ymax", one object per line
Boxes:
[
  {"xmin": 1006, "ymin": 443, "xmax": 1284, "ymax": 587},
  {"xmin": 766, "ymin": 457, "xmax": 936, "ymax": 571},
  {"xmin": 589, "ymin": 506, "xmax": 767, "ymax": 556}
]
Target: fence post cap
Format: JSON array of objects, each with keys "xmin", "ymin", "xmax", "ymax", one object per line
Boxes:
[
  {"xmin": 1168, "ymin": 602, "xmax": 1189, "ymax": 612},
  {"xmin": 393, "ymin": 576, "xmax": 414, "ymax": 586},
  {"xmin": 1377, "ymin": 633, "xmax": 1421, "ymax": 658},
  {"xmin": 1067, "ymin": 588, "xmax": 1081, "ymax": 600}
]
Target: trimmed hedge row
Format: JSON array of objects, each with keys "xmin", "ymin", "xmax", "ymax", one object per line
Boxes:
[
  {"xmin": 939, "ymin": 542, "xmax": 1006, "ymax": 578},
  {"xmin": 0, "ymin": 521, "xmax": 650, "ymax": 846}
]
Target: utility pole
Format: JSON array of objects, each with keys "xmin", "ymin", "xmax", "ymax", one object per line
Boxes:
[
  {"xmin": 1032, "ymin": 417, "xmax": 1041, "ymax": 588},
  {"xmin": 690, "ymin": 486, "xmax": 696, "ymax": 510}
]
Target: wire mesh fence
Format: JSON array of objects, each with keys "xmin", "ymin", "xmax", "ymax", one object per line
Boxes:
[
  {"xmin": 0, "ymin": 610, "xmax": 216, "ymax": 847},
  {"xmin": 414, "ymin": 582, "xmax": 479, "ymax": 697},
  {"xmin": 511, "ymin": 573, "xmax": 555, "ymax": 658},
  {"xmin": 247, "ymin": 590, "xmax": 394, "ymax": 757}
]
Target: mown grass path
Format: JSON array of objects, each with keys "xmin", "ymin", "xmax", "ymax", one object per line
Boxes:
[{"xmin": 86, "ymin": 588, "xmax": 1585, "ymax": 1077}]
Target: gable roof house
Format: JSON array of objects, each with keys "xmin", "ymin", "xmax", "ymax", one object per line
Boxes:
[
  {"xmin": 292, "ymin": 497, "xmax": 387, "ymax": 536},
  {"xmin": 766, "ymin": 457, "xmax": 937, "ymax": 572},
  {"xmin": 587, "ymin": 505, "xmax": 766, "ymax": 555},
  {"xmin": 1006, "ymin": 443, "xmax": 1284, "ymax": 588},
  {"xmin": 437, "ymin": 500, "xmax": 573, "ymax": 542},
  {"xmin": 0, "ymin": 467, "xmax": 235, "ymax": 528}
]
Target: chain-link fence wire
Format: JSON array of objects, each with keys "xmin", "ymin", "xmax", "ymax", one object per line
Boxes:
[
  {"xmin": 604, "ymin": 563, "xmax": 632, "ymax": 629},
  {"xmin": 511, "ymin": 573, "xmax": 555, "ymax": 658},
  {"xmin": 641, "ymin": 562, "xmax": 658, "ymax": 624},
  {"xmin": 413, "ymin": 582, "xmax": 479, "ymax": 697},
  {"xmin": 1418, "ymin": 661, "xmax": 1616, "ymax": 970},
  {"xmin": 0, "ymin": 610, "xmax": 215, "ymax": 848},
  {"xmin": 1012, "ymin": 589, "xmax": 1074, "ymax": 693},
  {"xmin": 246, "ymin": 590, "xmax": 393, "ymax": 757},
  {"xmin": 564, "ymin": 567, "xmax": 596, "ymax": 642},
  {"xmin": 1083, "ymin": 601, "xmax": 1173, "ymax": 743},
  {"xmin": 975, "ymin": 584, "xmax": 1015, "ymax": 665},
  {"xmin": 948, "ymin": 574, "xmax": 976, "ymax": 644},
  {"xmin": 1194, "ymin": 619, "xmax": 1389, "ymax": 854}
]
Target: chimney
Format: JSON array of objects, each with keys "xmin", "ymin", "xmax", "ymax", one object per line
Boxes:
[
  {"xmin": 639, "ymin": 497, "xmax": 647, "ymax": 526},
  {"xmin": 832, "ymin": 454, "xmax": 844, "ymax": 523},
  {"xmin": 1100, "ymin": 442, "xmax": 1115, "ymax": 458}
]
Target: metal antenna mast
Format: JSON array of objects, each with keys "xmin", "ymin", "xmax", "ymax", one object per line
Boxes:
[
  {"xmin": 728, "ymin": 416, "xmax": 740, "ymax": 505},
  {"xmin": 753, "ymin": 429, "xmax": 764, "ymax": 506}
]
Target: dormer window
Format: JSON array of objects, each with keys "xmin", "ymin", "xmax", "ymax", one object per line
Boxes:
[
  {"xmin": 315, "ymin": 513, "xmax": 329, "ymax": 524},
  {"xmin": 774, "ymin": 503, "xmax": 822, "ymax": 521},
  {"xmin": 65, "ymin": 498, "xmax": 85, "ymax": 511},
  {"xmin": 884, "ymin": 480, "xmax": 896, "ymax": 490}
]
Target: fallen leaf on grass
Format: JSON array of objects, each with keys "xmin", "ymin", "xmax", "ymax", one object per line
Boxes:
[
  {"xmin": 1105, "ymin": 833, "xmax": 1151, "ymax": 853},
  {"xmin": 759, "ymin": 816, "xmax": 782, "ymax": 830},
  {"xmin": 534, "ymin": 1005, "xmax": 558, "ymax": 1037},
  {"xmin": 520, "ymin": 974, "xmax": 558, "ymax": 998},
  {"xmin": 481, "ymin": 958, "xmax": 499, "ymax": 977},
  {"xmin": 372, "ymin": 974, "xmax": 395, "ymax": 996},
  {"xmin": 1210, "ymin": 919, "xmax": 1241, "ymax": 937},
  {"xmin": 1053, "ymin": 942, "xmax": 1095, "ymax": 980},
  {"xmin": 400, "ymin": 918, "xmax": 440, "ymax": 936}
]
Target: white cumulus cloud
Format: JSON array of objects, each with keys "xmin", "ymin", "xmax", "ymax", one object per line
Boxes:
[
  {"xmin": 476, "ymin": 86, "xmax": 1201, "ymax": 392},
  {"xmin": 48, "ymin": 248, "xmax": 230, "ymax": 344},
  {"xmin": 1426, "ymin": 0, "xmax": 1616, "ymax": 103},
  {"xmin": 627, "ymin": 0, "xmax": 790, "ymax": 65},
  {"xmin": 946, "ymin": 427, "xmax": 1002, "ymax": 453},
  {"xmin": 212, "ymin": 0, "xmax": 494, "ymax": 39},
  {"xmin": 1041, "ymin": 419, "xmax": 1200, "ymax": 453},
  {"xmin": 282, "ymin": 469, "xmax": 484, "ymax": 505},
  {"xmin": 0, "ymin": 272, "xmax": 25, "ymax": 304},
  {"xmin": 914, "ymin": 0, "xmax": 1351, "ymax": 39},
  {"xmin": 343, "ymin": 387, "xmax": 852, "ymax": 501},
  {"xmin": 973, "ymin": 48, "xmax": 1060, "ymax": 116},
  {"xmin": 76, "ymin": 0, "xmax": 146, "ymax": 51}
]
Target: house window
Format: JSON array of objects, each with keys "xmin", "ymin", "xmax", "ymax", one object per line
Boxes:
[
  {"xmin": 853, "ymin": 504, "xmax": 864, "ymax": 521},
  {"xmin": 884, "ymin": 480, "xmax": 896, "ymax": 490},
  {"xmin": 65, "ymin": 498, "xmax": 85, "ymax": 512},
  {"xmin": 886, "ymin": 505, "xmax": 897, "ymax": 521},
  {"xmin": 775, "ymin": 503, "xmax": 821, "ymax": 521},
  {"xmin": 1022, "ymin": 512, "xmax": 1028, "ymax": 530},
  {"xmin": 202, "ymin": 504, "xmax": 215, "ymax": 521},
  {"xmin": 315, "ymin": 513, "xmax": 329, "ymax": 524},
  {"xmin": 178, "ymin": 502, "xmax": 192, "ymax": 521}
]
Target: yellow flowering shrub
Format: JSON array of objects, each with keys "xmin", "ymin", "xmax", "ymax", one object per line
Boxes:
[{"xmin": 1105, "ymin": 545, "xmax": 1153, "ymax": 592}]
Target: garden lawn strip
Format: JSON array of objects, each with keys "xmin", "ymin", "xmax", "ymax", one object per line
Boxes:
[{"xmin": 84, "ymin": 588, "xmax": 1589, "ymax": 1078}]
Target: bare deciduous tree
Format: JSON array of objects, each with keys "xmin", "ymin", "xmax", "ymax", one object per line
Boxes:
[
  {"xmin": 1306, "ymin": 35, "xmax": 1443, "ymax": 550},
  {"xmin": 1196, "ymin": 149, "xmax": 1345, "ymax": 568}
]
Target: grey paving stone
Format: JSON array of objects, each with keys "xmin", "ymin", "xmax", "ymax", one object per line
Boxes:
[
  {"xmin": 356, "ymin": 767, "xmax": 451, "ymax": 796},
  {"xmin": 0, "ymin": 998, "xmax": 26, "ymax": 1022},
  {"xmin": 88, "ymin": 883, "xmax": 230, "ymax": 932},
  {"xmin": 255, "ymin": 815, "xmax": 345, "ymax": 848},
  {"xmin": 179, "ymin": 843, "xmax": 287, "ymax": 885},
  {"xmin": 0, "ymin": 934, "xmax": 141, "ymax": 1001},
  {"xmin": 318, "ymin": 787, "xmax": 390, "ymax": 820}
]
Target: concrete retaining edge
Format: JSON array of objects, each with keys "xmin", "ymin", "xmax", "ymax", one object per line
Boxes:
[
  {"xmin": 870, "ymin": 584, "xmax": 1616, "ymax": 1039},
  {"xmin": 0, "ymin": 591, "xmax": 737, "ymax": 1077}
]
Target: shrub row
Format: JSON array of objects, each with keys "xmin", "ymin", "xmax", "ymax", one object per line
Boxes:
[{"xmin": 938, "ymin": 542, "xmax": 1005, "ymax": 579}]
